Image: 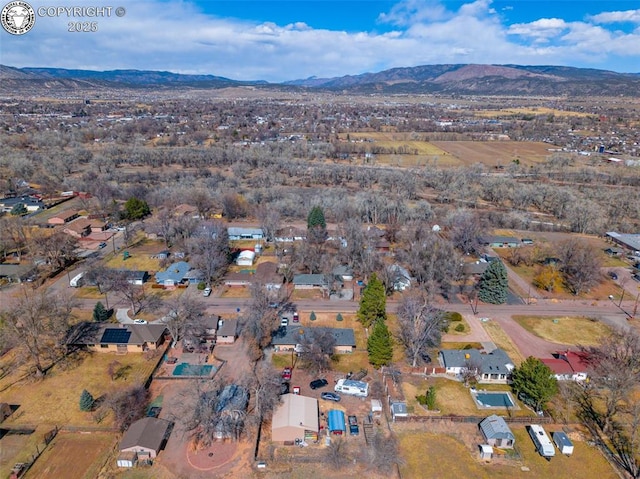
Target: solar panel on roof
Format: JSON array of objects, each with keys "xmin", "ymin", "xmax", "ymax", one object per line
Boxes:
[{"xmin": 100, "ymin": 328, "xmax": 131, "ymax": 344}]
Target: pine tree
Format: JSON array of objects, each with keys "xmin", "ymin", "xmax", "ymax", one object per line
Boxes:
[
  {"xmin": 357, "ymin": 273, "xmax": 386, "ymax": 327},
  {"xmin": 93, "ymin": 301, "xmax": 109, "ymax": 322},
  {"xmin": 307, "ymin": 206, "xmax": 326, "ymax": 229},
  {"xmin": 478, "ymin": 260, "xmax": 508, "ymax": 304},
  {"xmin": 336, "ymin": 313, "xmax": 344, "ymax": 322},
  {"xmin": 310, "ymin": 311, "xmax": 317, "ymax": 321},
  {"xmin": 79, "ymin": 389, "xmax": 95, "ymax": 411},
  {"xmin": 367, "ymin": 319, "xmax": 393, "ymax": 368},
  {"xmin": 511, "ymin": 357, "xmax": 558, "ymax": 411}
]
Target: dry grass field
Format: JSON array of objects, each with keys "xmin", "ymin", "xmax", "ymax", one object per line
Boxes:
[
  {"xmin": 431, "ymin": 140, "xmax": 553, "ymax": 167},
  {"xmin": 468, "ymin": 107, "xmax": 594, "ymax": 118},
  {"xmin": 23, "ymin": 431, "xmax": 116, "ymax": 479},
  {"xmin": 512, "ymin": 316, "xmax": 611, "ymax": 346},
  {"xmin": 398, "ymin": 425, "xmax": 618, "ymax": 479},
  {"xmin": 0, "ymin": 351, "xmax": 161, "ymax": 428}
]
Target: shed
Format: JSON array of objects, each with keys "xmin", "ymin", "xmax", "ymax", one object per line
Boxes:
[
  {"xmin": 236, "ymin": 250, "xmax": 256, "ymax": 266},
  {"xmin": 370, "ymin": 399, "xmax": 382, "ymax": 417},
  {"xmin": 119, "ymin": 417, "xmax": 171, "ymax": 460},
  {"xmin": 552, "ymin": 431, "xmax": 574, "ymax": 456},
  {"xmin": 479, "ymin": 414, "xmax": 515, "ymax": 449},
  {"xmin": 390, "ymin": 401, "xmax": 408, "ymax": 421},
  {"xmin": 478, "ymin": 444, "xmax": 493, "ymax": 460},
  {"xmin": 327, "ymin": 409, "xmax": 346, "ymax": 435}
]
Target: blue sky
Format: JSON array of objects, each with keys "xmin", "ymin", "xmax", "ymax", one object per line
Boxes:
[{"xmin": 1, "ymin": 0, "xmax": 639, "ymax": 82}]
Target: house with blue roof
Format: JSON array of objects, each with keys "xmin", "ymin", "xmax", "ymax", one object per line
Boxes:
[{"xmin": 155, "ymin": 261, "xmax": 191, "ymax": 286}]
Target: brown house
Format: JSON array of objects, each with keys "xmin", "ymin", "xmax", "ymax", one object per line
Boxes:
[
  {"xmin": 68, "ymin": 322, "xmax": 168, "ymax": 354},
  {"xmin": 64, "ymin": 218, "xmax": 93, "ymax": 238},
  {"xmin": 216, "ymin": 318, "xmax": 238, "ymax": 344},
  {"xmin": 48, "ymin": 210, "xmax": 79, "ymax": 225}
]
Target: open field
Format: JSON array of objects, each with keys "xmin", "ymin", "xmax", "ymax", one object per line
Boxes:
[
  {"xmin": 0, "ymin": 427, "xmax": 49, "ymax": 478},
  {"xmin": 103, "ymin": 238, "xmax": 163, "ymax": 272},
  {"xmin": 24, "ymin": 431, "xmax": 116, "ymax": 479},
  {"xmin": 468, "ymin": 107, "xmax": 595, "ymax": 118},
  {"xmin": 512, "ymin": 316, "xmax": 611, "ymax": 346},
  {"xmin": 431, "ymin": 140, "xmax": 554, "ymax": 167},
  {"xmin": 0, "ymin": 351, "xmax": 161, "ymax": 428},
  {"xmin": 398, "ymin": 425, "xmax": 618, "ymax": 479},
  {"xmin": 481, "ymin": 320, "xmax": 526, "ymax": 366}
]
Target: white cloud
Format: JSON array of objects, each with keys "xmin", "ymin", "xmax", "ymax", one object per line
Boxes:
[
  {"xmin": 1, "ymin": 0, "xmax": 639, "ymax": 81},
  {"xmin": 588, "ymin": 9, "xmax": 640, "ymax": 24}
]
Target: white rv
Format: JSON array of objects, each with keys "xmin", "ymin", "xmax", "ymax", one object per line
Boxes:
[
  {"xmin": 528, "ymin": 424, "xmax": 555, "ymax": 459},
  {"xmin": 334, "ymin": 379, "xmax": 369, "ymax": 398},
  {"xmin": 69, "ymin": 271, "xmax": 86, "ymax": 288}
]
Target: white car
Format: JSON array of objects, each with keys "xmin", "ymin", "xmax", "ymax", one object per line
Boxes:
[
  {"xmin": 133, "ymin": 319, "xmax": 147, "ymax": 324},
  {"xmin": 203, "ymin": 287, "xmax": 212, "ymax": 297},
  {"xmin": 280, "ymin": 318, "xmax": 288, "ymax": 327}
]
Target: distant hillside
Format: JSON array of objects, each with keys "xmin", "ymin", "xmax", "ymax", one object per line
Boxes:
[
  {"xmin": 1, "ymin": 63, "xmax": 639, "ymax": 96},
  {"xmin": 287, "ymin": 64, "xmax": 640, "ymax": 96}
]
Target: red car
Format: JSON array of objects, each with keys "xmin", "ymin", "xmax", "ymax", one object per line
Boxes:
[{"xmin": 282, "ymin": 367, "xmax": 292, "ymax": 380}]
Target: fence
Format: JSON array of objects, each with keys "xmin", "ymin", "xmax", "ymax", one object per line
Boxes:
[{"xmin": 393, "ymin": 414, "xmax": 554, "ymax": 424}]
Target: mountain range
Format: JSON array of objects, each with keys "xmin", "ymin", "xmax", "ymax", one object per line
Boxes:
[{"xmin": 2, "ymin": 63, "xmax": 639, "ymax": 96}]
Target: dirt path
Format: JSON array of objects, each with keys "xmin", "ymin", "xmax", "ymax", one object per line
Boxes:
[{"xmin": 490, "ymin": 312, "xmax": 570, "ymax": 358}]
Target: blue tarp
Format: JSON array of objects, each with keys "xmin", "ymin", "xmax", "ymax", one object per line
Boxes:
[{"xmin": 328, "ymin": 409, "xmax": 345, "ymax": 434}]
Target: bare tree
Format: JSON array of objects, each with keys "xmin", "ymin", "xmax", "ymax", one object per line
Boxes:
[
  {"xmin": 104, "ymin": 385, "xmax": 149, "ymax": 432},
  {"xmin": 0, "ymin": 287, "xmax": 76, "ymax": 378},
  {"xmin": 445, "ymin": 208, "xmax": 484, "ymax": 255},
  {"xmin": 162, "ymin": 291, "xmax": 206, "ymax": 346},
  {"xmin": 242, "ymin": 361, "xmax": 283, "ymax": 427},
  {"xmin": 460, "ymin": 358, "xmax": 481, "ymax": 387},
  {"xmin": 557, "ymin": 239, "xmax": 602, "ymax": 295},
  {"xmin": 111, "ymin": 271, "xmax": 160, "ymax": 315},
  {"xmin": 259, "ymin": 206, "xmax": 280, "ymax": 243},
  {"xmin": 325, "ymin": 437, "xmax": 350, "ymax": 470},
  {"xmin": 396, "ymin": 292, "xmax": 446, "ymax": 367},
  {"xmin": 296, "ymin": 328, "xmax": 336, "ymax": 374},
  {"xmin": 240, "ymin": 282, "xmax": 279, "ymax": 362},
  {"xmin": 366, "ymin": 431, "xmax": 403, "ymax": 474},
  {"xmin": 187, "ymin": 221, "xmax": 230, "ymax": 285}
]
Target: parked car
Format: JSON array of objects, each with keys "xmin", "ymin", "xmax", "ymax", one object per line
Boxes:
[
  {"xmin": 280, "ymin": 382, "xmax": 290, "ymax": 395},
  {"xmin": 98, "ymin": 242, "xmax": 107, "ymax": 249},
  {"xmin": 348, "ymin": 415, "xmax": 359, "ymax": 435},
  {"xmin": 321, "ymin": 392, "xmax": 341, "ymax": 402},
  {"xmin": 633, "ymin": 274, "xmax": 640, "ymax": 282},
  {"xmin": 133, "ymin": 319, "xmax": 147, "ymax": 324},
  {"xmin": 420, "ymin": 352, "xmax": 432, "ymax": 364},
  {"xmin": 269, "ymin": 302, "xmax": 280, "ymax": 309},
  {"xmin": 609, "ymin": 271, "xmax": 618, "ymax": 280},
  {"xmin": 282, "ymin": 367, "xmax": 292, "ymax": 380},
  {"xmin": 310, "ymin": 378, "xmax": 328, "ymax": 390},
  {"xmin": 292, "ymin": 312, "xmax": 299, "ymax": 322},
  {"xmin": 280, "ymin": 317, "xmax": 289, "ymax": 327},
  {"xmin": 203, "ymin": 287, "xmax": 212, "ymax": 297}
]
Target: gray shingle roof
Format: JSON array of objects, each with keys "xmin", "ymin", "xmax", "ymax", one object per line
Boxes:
[
  {"xmin": 120, "ymin": 417, "xmax": 171, "ymax": 452},
  {"xmin": 440, "ymin": 348, "xmax": 514, "ymax": 375},
  {"xmin": 292, "ymin": 274, "xmax": 328, "ymax": 286},
  {"xmin": 155, "ymin": 261, "xmax": 190, "ymax": 284},
  {"xmin": 479, "ymin": 414, "xmax": 514, "ymax": 441}
]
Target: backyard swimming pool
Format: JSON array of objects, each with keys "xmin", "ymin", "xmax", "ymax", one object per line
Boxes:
[
  {"xmin": 473, "ymin": 391, "xmax": 515, "ymax": 408},
  {"xmin": 172, "ymin": 363, "xmax": 214, "ymax": 376}
]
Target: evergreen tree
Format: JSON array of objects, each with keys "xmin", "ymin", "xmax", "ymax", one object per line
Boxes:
[
  {"xmin": 511, "ymin": 356, "xmax": 558, "ymax": 411},
  {"xmin": 478, "ymin": 260, "xmax": 508, "ymax": 304},
  {"xmin": 93, "ymin": 301, "xmax": 109, "ymax": 322},
  {"xmin": 10, "ymin": 203, "xmax": 27, "ymax": 216},
  {"xmin": 79, "ymin": 389, "xmax": 95, "ymax": 411},
  {"xmin": 357, "ymin": 273, "xmax": 386, "ymax": 327},
  {"xmin": 307, "ymin": 206, "xmax": 326, "ymax": 230},
  {"xmin": 367, "ymin": 319, "xmax": 393, "ymax": 368},
  {"xmin": 336, "ymin": 313, "xmax": 344, "ymax": 322},
  {"xmin": 123, "ymin": 197, "xmax": 150, "ymax": 220},
  {"xmin": 310, "ymin": 311, "xmax": 317, "ymax": 321}
]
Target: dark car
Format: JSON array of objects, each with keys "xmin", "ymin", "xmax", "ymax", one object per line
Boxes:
[
  {"xmin": 280, "ymin": 382, "xmax": 290, "ymax": 395},
  {"xmin": 310, "ymin": 378, "xmax": 328, "ymax": 390},
  {"xmin": 420, "ymin": 352, "xmax": 432, "ymax": 364},
  {"xmin": 609, "ymin": 271, "xmax": 618, "ymax": 280},
  {"xmin": 321, "ymin": 392, "xmax": 341, "ymax": 402}
]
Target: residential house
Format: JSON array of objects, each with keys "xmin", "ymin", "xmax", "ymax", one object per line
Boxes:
[
  {"xmin": 605, "ymin": 232, "xmax": 640, "ymax": 255},
  {"xmin": 223, "ymin": 271, "xmax": 252, "ymax": 287},
  {"xmin": 271, "ymin": 394, "xmax": 319, "ymax": 442},
  {"xmin": 332, "ymin": 265, "xmax": 354, "ymax": 282},
  {"xmin": 0, "ymin": 263, "xmax": 36, "ymax": 283},
  {"xmin": 0, "ymin": 196, "xmax": 44, "ymax": 213},
  {"xmin": 438, "ymin": 348, "xmax": 515, "ymax": 383},
  {"xmin": 155, "ymin": 261, "xmax": 191, "ymax": 286},
  {"xmin": 463, "ymin": 261, "xmax": 489, "ymax": 276},
  {"xmin": 481, "ymin": 236, "xmax": 521, "ymax": 248},
  {"xmin": 254, "ymin": 262, "xmax": 283, "ymax": 291},
  {"xmin": 64, "ymin": 218, "xmax": 93, "ymax": 238},
  {"xmin": 272, "ymin": 327, "xmax": 356, "ymax": 354},
  {"xmin": 115, "ymin": 270, "xmax": 149, "ymax": 285},
  {"xmin": 293, "ymin": 274, "xmax": 329, "ymax": 290},
  {"xmin": 387, "ymin": 264, "xmax": 411, "ymax": 291},
  {"xmin": 274, "ymin": 227, "xmax": 306, "ymax": 242},
  {"xmin": 227, "ymin": 227, "xmax": 264, "ymax": 240},
  {"xmin": 479, "ymin": 415, "xmax": 515, "ymax": 449},
  {"xmin": 216, "ymin": 318, "xmax": 238, "ymax": 344},
  {"xmin": 540, "ymin": 351, "xmax": 589, "ymax": 381},
  {"xmin": 47, "ymin": 210, "xmax": 79, "ymax": 225},
  {"xmin": 67, "ymin": 323, "xmax": 168, "ymax": 354},
  {"xmin": 118, "ymin": 417, "xmax": 172, "ymax": 464}
]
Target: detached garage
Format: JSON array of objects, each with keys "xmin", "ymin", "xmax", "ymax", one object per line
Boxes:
[{"xmin": 272, "ymin": 394, "xmax": 319, "ymax": 442}]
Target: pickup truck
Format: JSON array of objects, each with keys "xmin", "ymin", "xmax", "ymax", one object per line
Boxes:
[{"xmin": 348, "ymin": 415, "xmax": 359, "ymax": 436}]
